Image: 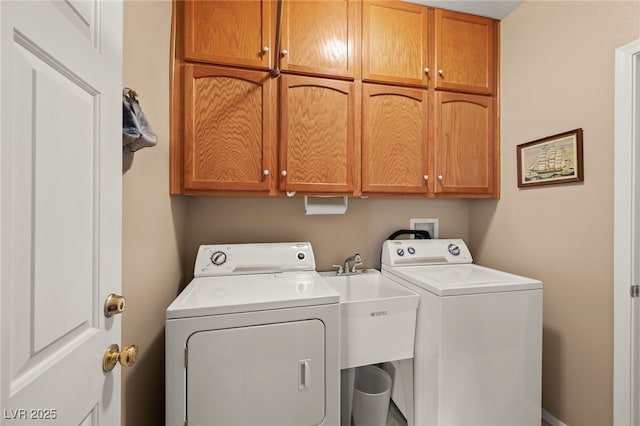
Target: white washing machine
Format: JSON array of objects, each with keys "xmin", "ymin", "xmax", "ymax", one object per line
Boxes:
[
  {"xmin": 381, "ymin": 239, "xmax": 542, "ymax": 426},
  {"xmin": 166, "ymin": 242, "xmax": 340, "ymax": 426}
]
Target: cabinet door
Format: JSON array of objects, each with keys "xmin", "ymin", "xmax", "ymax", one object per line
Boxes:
[
  {"xmin": 363, "ymin": 1, "xmax": 430, "ymax": 87},
  {"xmin": 434, "ymin": 92, "xmax": 496, "ymax": 196},
  {"xmin": 362, "ymin": 84, "xmax": 429, "ymax": 194},
  {"xmin": 184, "ymin": 64, "xmax": 273, "ymax": 192},
  {"xmin": 280, "ymin": 75, "xmax": 357, "ymax": 193},
  {"xmin": 434, "ymin": 9, "xmax": 496, "ymax": 95},
  {"xmin": 183, "ymin": 0, "xmax": 271, "ymax": 69},
  {"xmin": 280, "ymin": 0, "xmax": 358, "ymax": 79}
]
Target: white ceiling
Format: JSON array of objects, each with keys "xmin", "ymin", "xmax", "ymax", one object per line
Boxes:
[{"xmin": 405, "ymin": 0, "xmax": 524, "ymax": 20}]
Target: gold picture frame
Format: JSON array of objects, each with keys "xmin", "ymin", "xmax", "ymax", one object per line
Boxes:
[{"xmin": 517, "ymin": 128, "xmax": 584, "ymax": 188}]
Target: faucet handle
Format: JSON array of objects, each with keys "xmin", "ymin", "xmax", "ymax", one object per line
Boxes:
[
  {"xmin": 351, "ymin": 254, "xmax": 363, "ymax": 273},
  {"xmin": 331, "ymin": 264, "xmax": 344, "ymax": 275}
]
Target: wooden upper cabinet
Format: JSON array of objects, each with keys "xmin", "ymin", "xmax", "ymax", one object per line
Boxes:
[
  {"xmin": 362, "ymin": 1, "xmax": 430, "ymax": 87},
  {"xmin": 433, "ymin": 91, "xmax": 496, "ymax": 196},
  {"xmin": 280, "ymin": 0, "xmax": 359, "ymax": 79},
  {"xmin": 183, "ymin": 0, "xmax": 272, "ymax": 69},
  {"xmin": 362, "ymin": 84, "xmax": 429, "ymax": 194},
  {"xmin": 183, "ymin": 64, "xmax": 274, "ymax": 192},
  {"xmin": 279, "ymin": 74, "xmax": 358, "ymax": 194},
  {"xmin": 434, "ymin": 9, "xmax": 496, "ymax": 95}
]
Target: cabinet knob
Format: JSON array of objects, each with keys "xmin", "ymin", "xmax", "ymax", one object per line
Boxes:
[
  {"xmin": 263, "ymin": 169, "xmax": 270, "ymax": 176},
  {"xmin": 423, "ymin": 175, "xmax": 429, "ymax": 181},
  {"xmin": 438, "ymin": 175, "xmax": 443, "ymax": 181},
  {"xmin": 281, "ymin": 49, "xmax": 288, "ymax": 57},
  {"xmin": 438, "ymin": 69, "xmax": 444, "ymax": 76},
  {"xmin": 262, "ymin": 46, "xmax": 270, "ymax": 53},
  {"xmin": 281, "ymin": 170, "xmax": 287, "ymax": 177},
  {"xmin": 424, "ymin": 67, "xmax": 430, "ymax": 75}
]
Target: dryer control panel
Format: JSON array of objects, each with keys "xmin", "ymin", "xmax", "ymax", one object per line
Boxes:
[
  {"xmin": 381, "ymin": 239, "xmax": 473, "ymax": 266},
  {"xmin": 194, "ymin": 242, "xmax": 316, "ymax": 277}
]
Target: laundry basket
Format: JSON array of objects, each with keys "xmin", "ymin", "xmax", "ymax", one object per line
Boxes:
[{"xmin": 352, "ymin": 365, "xmax": 392, "ymax": 426}]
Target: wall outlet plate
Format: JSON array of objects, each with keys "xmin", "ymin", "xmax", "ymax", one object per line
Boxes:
[{"xmin": 410, "ymin": 218, "xmax": 439, "ymax": 239}]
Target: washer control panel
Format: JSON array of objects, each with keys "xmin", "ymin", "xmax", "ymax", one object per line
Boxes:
[
  {"xmin": 381, "ymin": 239, "xmax": 473, "ymax": 266},
  {"xmin": 194, "ymin": 242, "xmax": 315, "ymax": 277}
]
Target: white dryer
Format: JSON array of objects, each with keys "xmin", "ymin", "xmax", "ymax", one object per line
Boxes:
[
  {"xmin": 381, "ymin": 239, "xmax": 542, "ymax": 426},
  {"xmin": 166, "ymin": 242, "xmax": 340, "ymax": 426}
]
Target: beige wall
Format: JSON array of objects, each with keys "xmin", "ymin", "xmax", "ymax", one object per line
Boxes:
[
  {"xmin": 122, "ymin": 1, "xmax": 186, "ymax": 425},
  {"xmin": 184, "ymin": 197, "xmax": 469, "ymax": 275},
  {"xmin": 468, "ymin": 1, "xmax": 640, "ymax": 425}
]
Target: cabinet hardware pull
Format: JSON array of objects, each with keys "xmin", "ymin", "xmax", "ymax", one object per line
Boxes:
[
  {"xmin": 424, "ymin": 67, "xmax": 429, "ymax": 74},
  {"xmin": 281, "ymin": 49, "xmax": 288, "ymax": 56},
  {"xmin": 438, "ymin": 175, "xmax": 443, "ymax": 181},
  {"xmin": 262, "ymin": 46, "xmax": 270, "ymax": 53},
  {"xmin": 423, "ymin": 175, "xmax": 429, "ymax": 181},
  {"xmin": 281, "ymin": 170, "xmax": 287, "ymax": 177},
  {"xmin": 438, "ymin": 69, "xmax": 444, "ymax": 76}
]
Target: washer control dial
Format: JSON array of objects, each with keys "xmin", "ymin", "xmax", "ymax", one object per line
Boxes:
[
  {"xmin": 210, "ymin": 251, "xmax": 227, "ymax": 266},
  {"xmin": 448, "ymin": 243, "xmax": 461, "ymax": 256},
  {"xmin": 396, "ymin": 248, "xmax": 405, "ymax": 257},
  {"xmin": 407, "ymin": 247, "xmax": 415, "ymax": 255}
]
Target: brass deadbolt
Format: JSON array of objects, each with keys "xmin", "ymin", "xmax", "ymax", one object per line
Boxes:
[
  {"xmin": 103, "ymin": 344, "xmax": 139, "ymax": 372},
  {"xmin": 104, "ymin": 294, "xmax": 126, "ymax": 317}
]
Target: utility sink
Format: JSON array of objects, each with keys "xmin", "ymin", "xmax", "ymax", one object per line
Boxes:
[{"xmin": 319, "ymin": 269, "xmax": 419, "ymax": 369}]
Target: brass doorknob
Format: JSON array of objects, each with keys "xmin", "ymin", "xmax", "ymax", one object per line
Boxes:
[
  {"xmin": 104, "ymin": 294, "xmax": 126, "ymax": 317},
  {"xmin": 103, "ymin": 344, "xmax": 139, "ymax": 372}
]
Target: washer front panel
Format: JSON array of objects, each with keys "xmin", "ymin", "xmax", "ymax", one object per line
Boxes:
[
  {"xmin": 166, "ymin": 304, "xmax": 340, "ymax": 426},
  {"xmin": 187, "ymin": 320, "xmax": 325, "ymax": 425}
]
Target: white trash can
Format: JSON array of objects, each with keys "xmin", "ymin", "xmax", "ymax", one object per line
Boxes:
[{"xmin": 352, "ymin": 365, "xmax": 392, "ymax": 426}]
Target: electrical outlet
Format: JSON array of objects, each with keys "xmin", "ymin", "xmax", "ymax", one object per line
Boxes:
[{"xmin": 410, "ymin": 218, "xmax": 439, "ymax": 239}]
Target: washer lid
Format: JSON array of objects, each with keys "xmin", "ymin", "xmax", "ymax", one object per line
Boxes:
[
  {"xmin": 166, "ymin": 271, "xmax": 339, "ymax": 319},
  {"xmin": 383, "ymin": 264, "xmax": 542, "ymax": 296}
]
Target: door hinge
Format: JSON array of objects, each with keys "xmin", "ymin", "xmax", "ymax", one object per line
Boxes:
[
  {"xmin": 184, "ymin": 347, "xmax": 188, "ymax": 368},
  {"xmin": 631, "ymin": 284, "xmax": 640, "ymax": 297}
]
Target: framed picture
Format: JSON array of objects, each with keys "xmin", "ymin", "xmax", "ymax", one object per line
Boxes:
[{"xmin": 517, "ymin": 128, "xmax": 584, "ymax": 188}]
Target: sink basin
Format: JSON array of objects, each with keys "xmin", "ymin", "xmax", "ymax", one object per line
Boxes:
[{"xmin": 319, "ymin": 269, "xmax": 419, "ymax": 369}]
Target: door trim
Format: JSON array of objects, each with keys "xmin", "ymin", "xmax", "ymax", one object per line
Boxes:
[{"xmin": 614, "ymin": 38, "xmax": 640, "ymax": 426}]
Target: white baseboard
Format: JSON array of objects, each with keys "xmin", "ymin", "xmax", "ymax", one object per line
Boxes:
[{"xmin": 542, "ymin": 408, "xmax": 568, "ymax": 426}]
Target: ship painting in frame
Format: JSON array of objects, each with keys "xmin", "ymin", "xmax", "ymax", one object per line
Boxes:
[{"xmin": 517, "ymin": 128, "xmax": 584, "ymax": 188}]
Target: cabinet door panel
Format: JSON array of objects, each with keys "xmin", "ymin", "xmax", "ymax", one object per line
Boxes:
[
  {"xmin": 281, "ymin": 0, "xmax": 357, "ymax": 79},
  {"xmin": 434, "ymin": 92, "xmax": 495, "ymax": 196},
  {"xmin": 362, "ymin": 84, "xmax": 428, "ymax": 194},
  {"xmin": 280, "ymin": 75, "xmax": 357, "ymax": 193},
  {"xmin": 435, "ymin": 9, "xmax": 495, "ymax": 94},
  {"xmin": 184, "ymin": 0, "xmax": 271, "ymax": 69},
  {"xmin": 363, "ymin": 1, "xmax": 429, "ymax": 87},
  {"xmin": 184, "ymin": 65, "xmax": 272, "ymax": 192}
]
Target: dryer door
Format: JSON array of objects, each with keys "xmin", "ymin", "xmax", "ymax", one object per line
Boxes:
[{"xmin": 187, "ymin": 319, "xmax": 326, "ymax": 426}]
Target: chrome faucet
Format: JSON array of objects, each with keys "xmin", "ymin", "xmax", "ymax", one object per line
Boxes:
[
  {"xmin": 331, "ymin": 253, "xmax": 364, "ymax": 275},
  {"xmin": 344, "ymin": 253, "xmax": 363, "ymax": 273}
]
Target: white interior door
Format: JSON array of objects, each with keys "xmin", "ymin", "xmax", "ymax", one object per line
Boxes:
[
  {"xmin": 0, "ymin": 1, "xmax": 123, "ymax": 425},
  {"xmin": 614, "ymin": 38, "xmax": 640, "ymax": 426}
]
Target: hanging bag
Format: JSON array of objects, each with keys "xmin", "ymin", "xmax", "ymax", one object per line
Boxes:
[{"xmin": 122, "ymin": 87, "xmax": 157, "ymax": 171}]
